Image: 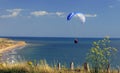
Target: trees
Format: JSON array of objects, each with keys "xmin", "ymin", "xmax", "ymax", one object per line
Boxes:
[{"xmin": 86, "ymin": 36, "xmax": 117, "ymax": 73}]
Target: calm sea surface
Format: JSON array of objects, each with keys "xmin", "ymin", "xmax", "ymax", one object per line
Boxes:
[{"xmin": 1, "ymin": 37, "xmax": 120, "ymax": 67}]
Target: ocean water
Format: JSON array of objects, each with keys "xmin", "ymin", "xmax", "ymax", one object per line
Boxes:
[{"xmin": 1, "ymin": 37, "xmax": 120, "ymax": 67}]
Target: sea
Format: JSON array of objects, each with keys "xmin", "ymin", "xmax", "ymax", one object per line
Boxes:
[{"xmin": 1, "ymin": 37, "xmax": 120, "ymax": 68}]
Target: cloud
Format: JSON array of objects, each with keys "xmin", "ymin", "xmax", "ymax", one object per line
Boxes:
[
  {"xmin": 55, "ymin": 12, "xmax": 65, "ymax": 16},
  {"xmin": 108, "ymin": 5, "xmax": 114, "ymax": 8},
  {"xmin": 0, "ymin": 8, "xmax": 23, "ymax": 18},
  {"xmin": 84, "ymin": 14, "xmax": 97, "ymax": 17},
  {"xmin": 31, "ymin": 11, "xmax": 65, "ymax": 17},
  {"xmin": 31, "ymin": 11, "xmax": 48, "ymax": 16}
]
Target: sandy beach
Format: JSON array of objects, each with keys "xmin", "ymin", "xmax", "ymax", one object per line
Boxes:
[{"xmin": 0, "ymin": 38, "xmax": 26, "ymax": 54}]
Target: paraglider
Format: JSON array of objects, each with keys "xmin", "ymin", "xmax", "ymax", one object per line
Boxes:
[
  {"xmin": 67, "ymin": 12, "xmax": 86, "ymax": 24},
  {"xmin": 67, "ymin": 12, "xmax": 86, "ymax": 44}
]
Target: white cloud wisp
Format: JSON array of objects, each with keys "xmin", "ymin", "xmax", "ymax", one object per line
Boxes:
[
  {"xmin": 0, "ymin": 9, "xmax": 23, "ymax": 18},
  {"xmin": 31, "ymin": 11, "xmax": 65, "ymax": 17},
  {"xmin": 84, "ymin": 14, "xmax": 97, "ymax": 17}
]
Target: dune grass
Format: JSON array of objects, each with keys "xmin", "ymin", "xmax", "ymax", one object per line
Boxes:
[
  {"xmin": 0, "ymin": 60, "xmax": 84, "ymax": 73},
  {"xmin": 0, "ymin": 60, "xmax": 119, "ymax": 73}
]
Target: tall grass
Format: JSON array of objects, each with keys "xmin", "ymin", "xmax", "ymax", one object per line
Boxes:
[
  {"xmin": 0, "ymin": 60, "xmax": 119, "ymax": 73},
  {"xmin": 0, "ymin": 60, "xmax": 54, "ymax": 73}
]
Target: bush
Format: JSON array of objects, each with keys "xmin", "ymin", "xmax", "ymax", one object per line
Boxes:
[{"xmin": 86, "ymin": 36, "xmax": 117, "ymax": 73}]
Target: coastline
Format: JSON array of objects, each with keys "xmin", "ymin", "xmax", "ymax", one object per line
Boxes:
[{"xmin": 0, "ymin": 38, "xmax": 26, "ymax": 54}]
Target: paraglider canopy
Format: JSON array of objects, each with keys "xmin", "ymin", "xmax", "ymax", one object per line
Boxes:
[{"xmin": 67, "ymin": 12, "xmax": 86, "ymax": 24}]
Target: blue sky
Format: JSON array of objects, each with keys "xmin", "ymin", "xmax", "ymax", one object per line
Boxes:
[{"xmin": 0, "ymin": 0, "xmax": 120, "ymax": 38}]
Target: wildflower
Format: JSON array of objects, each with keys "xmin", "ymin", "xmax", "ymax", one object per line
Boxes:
[{"xmin": 27, "ymin": 61, "xmax": 33, "ymax": 66}]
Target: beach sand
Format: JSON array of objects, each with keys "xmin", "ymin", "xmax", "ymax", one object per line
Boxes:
[{"xmin": 0, "ymin": 40, "xmax": 26, "ymax": 54}]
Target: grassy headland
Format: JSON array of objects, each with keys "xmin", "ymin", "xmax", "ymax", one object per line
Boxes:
[{"xmin": 0, "ymin": 38, "xmax": 26, "ymax": 54}]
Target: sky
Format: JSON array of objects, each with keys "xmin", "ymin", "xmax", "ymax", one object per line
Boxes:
[{"xmin": 0, "ymin": 0, "xmax": 120, "ymax": 38}]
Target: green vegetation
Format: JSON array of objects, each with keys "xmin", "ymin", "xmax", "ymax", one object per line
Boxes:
[{"xmin": 86, "ymin": 36, "xmax": 118, "ymax": 73}]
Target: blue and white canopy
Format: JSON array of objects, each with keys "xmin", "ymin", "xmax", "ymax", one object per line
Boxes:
[{"xmin": 67, "ymin": 12, "xmax": 86, "ymax": 24}]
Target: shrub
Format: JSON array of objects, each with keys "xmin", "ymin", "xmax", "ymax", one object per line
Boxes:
[{"xmin": 86, "ymin": 36, "xmax": 117, "ymax": 73}]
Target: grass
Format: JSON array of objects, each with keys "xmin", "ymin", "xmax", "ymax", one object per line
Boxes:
[
  {"xmin": 0, "ymin": 60, "xmax": 119, "ymax": 73},
  {"xmin": 0, "ymin": 61, "xmax": 53, "ymax": 73},
  {"xmin": 0, "ymin": 60, "xmax": 84, "ymax": 73}
]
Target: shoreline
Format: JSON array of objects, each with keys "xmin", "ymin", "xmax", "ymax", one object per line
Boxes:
[{"xmin": 0, "ymin": 38, "xmax": 27, "ymax": 54}]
